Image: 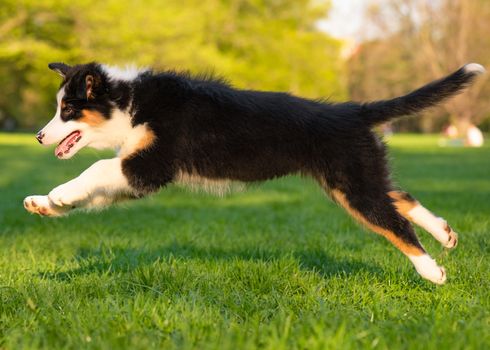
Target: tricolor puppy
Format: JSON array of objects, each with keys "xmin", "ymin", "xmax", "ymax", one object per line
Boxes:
[{"xmin": 24, "ymin": 62, "xmax": 485, "ymax": 284}]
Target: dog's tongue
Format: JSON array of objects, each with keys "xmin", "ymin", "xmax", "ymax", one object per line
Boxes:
[{"xmin": 55, "ymin": 131, "xmax": 81, "ymax": 158}]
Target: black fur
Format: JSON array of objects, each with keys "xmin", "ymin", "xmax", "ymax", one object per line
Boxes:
[{"xmin": 121, "ymin": 65, "xmax": 480, "ymax": 193}]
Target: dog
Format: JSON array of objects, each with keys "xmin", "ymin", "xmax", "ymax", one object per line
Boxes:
[{"xmin": 23, "ymin": 61, "xmax": 485, "ymax": 284}]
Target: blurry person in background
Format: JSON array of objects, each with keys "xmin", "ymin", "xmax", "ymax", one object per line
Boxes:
[
  {"xmin": 466, "ymin": 124, "xmax": 484, "ymax": 147},
  {"xmin": 441, "ymin": 123, "xmax": 484, "ymax": 147}
]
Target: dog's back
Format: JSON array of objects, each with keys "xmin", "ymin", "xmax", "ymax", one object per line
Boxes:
[{"xmin": 126, "ymin": 63, "xmax": 485, "ymax": 184}]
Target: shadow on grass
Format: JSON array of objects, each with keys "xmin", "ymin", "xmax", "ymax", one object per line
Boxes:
[{"xmin": 39, "ymin": 243, "xmax": 384, "ymax": 282}]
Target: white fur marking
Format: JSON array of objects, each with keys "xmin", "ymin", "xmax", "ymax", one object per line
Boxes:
[
  {"xmin": 175, "ymin": 171, "xmax": 245, "ymax": 196},
  {"xmin": 102, "ymin": 65, "xmax": 147, "ymax": 82},
  {"xmin": 408, "ymin": 205, "xmax": 451, "ymax": 246},
  {"xmin": 40, "ymin": 88, "xmax": 80, "ymax": 146},
  {"xmin": 48, "ymin": 158, "xmax": 130, "ymax": 207},
  {"xmin": 408, "ymin": 254, "xmax": 446, "ymax": 284},
  {"xmin": 464, "ymin": 63, "xmax": 486, "ymax": 75}
]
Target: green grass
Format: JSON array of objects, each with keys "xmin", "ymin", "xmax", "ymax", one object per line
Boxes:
[{"xmin": 0, "ymin": 133, "xmax": 489, "ymax": 350}]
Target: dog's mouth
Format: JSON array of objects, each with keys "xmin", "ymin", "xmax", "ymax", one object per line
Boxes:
[{"xmin": 55, "ymin": 130, "xmax": 82, "ymax": 158}]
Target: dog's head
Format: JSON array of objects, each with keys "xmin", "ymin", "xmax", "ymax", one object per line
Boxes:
[{"xmin": 37, "ymin": 62, "xmax": 131, "ymax": 159}]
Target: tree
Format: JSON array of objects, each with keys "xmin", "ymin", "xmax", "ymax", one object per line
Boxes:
[
  {"xmin": 348, "ymin": 0, "xmax": 490, "ymax": 132},
  {"xmin": 0, "ymin": 0, "xmax": 347, "ymax": 129},
  {"xmin": 0, "ymin": 0, "xmax": 79, "ymax": 128}
]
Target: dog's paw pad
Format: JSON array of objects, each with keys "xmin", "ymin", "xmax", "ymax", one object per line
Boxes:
[
  {"xmin": 445, "ymin": 227, "xmax": 458, "ymax": 249},
  {"xmin": 23, "ymin": 195, "xmax": 67, "ymax": 217},
  {"xmin": 24, "ymin": 196, "xmax": 43, "ymax": 214},
  {"xmin": 437, "ymin": 218, "xmax": 458, "ymax": 249}
]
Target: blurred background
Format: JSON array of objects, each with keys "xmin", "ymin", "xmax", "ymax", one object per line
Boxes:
[{"xmin": 0, "ymin": 0, "xmax": 489, "ymax": 140}]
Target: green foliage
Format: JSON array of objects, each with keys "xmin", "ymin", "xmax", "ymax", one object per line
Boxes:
[
  {"xmin": 0, "ymin": 0, "xmax": 346, "ymax": 129},
  {"xmin": 0, "ymin": 133, "xmax": 489, "ymax": 349}
]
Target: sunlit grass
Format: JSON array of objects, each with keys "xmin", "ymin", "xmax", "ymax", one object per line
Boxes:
[{"xmin": 0, "ymin": 132, "xmax": 489, "ymax": 349}]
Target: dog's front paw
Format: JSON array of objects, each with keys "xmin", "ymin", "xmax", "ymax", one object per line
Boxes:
[
  {"xmin": 48, "ymin": 183, "xmax": 86, "ymax": 207},
  {"xmin": 23, "ymin": 195, "xmax": 69, "ymax": 217}
]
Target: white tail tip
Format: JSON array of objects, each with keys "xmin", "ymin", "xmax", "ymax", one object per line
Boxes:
[{"xmin": 464, "ymin": 63, "xmax": 486, "ymax": 75}]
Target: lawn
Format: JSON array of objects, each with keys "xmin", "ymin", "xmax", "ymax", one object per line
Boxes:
[{"xmin": 0, "ymin": 133, "xmax": 489, "ymax": 350}]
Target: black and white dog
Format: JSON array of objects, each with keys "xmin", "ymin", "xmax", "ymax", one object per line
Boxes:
[{"xmin": 24, "ymin": 62, "xmax": 485, "ymax": 284}]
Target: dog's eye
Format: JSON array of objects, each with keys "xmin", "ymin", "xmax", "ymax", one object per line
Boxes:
[
  {"xmin": 61, "ymin": 105, "xmax": 75, "ymax": 121},
  {"xmin": 63, "ymin": 106, "xmax": 74, "ymax": 115}
]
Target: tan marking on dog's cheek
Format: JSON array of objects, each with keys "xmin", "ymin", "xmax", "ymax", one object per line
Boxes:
[
  {"xmin": 332, "ymin": 190, "xmax": 424, "ymax": 256},
  {"xmin": 79, "ymin": 110, "xmax": 106, "ymax": 126}
]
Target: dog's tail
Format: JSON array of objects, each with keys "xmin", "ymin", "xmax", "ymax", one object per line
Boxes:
[{"xmin": 361, "ymin": 63, "xmax": 485, "ymax": 126}]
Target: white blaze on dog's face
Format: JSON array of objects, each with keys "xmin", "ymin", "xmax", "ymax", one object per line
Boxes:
[
  {"xmin": 38, "ymin": 62, "xmax": 142, "ymax": 159},
  {"xmin": 39, "ymin": 87, "xmax": 87, "ymax": 159}
]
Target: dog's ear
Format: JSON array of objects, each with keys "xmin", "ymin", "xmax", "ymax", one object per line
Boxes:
[
  {"xmin": 76, "ymin": 72, "xmax": 102, "ymax": 100},
  {"xmin": 48, "ymin": 62, "xmax": 71, "ymax": 78},
  {"xmin": 85, "ymin": 74, "xmax": 95, "ymax": 99}
]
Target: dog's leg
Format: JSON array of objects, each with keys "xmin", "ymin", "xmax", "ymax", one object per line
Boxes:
[
  {"xmin": 48, "ymin": 158, "xmax": 132, "ymax": 208},
  {"xmin": 388, "ymin": 191, "xmax": 458, "ymax": 249},
  {"xmin": 24, "ymin": 158, "xmax": 133, "ymax": 216},
  {"xmin": 330, "ymin": 188, "xmax": 447, "ymax": 284}
]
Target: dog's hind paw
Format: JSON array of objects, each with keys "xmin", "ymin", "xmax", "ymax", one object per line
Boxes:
[
  {"xmin": 425, "ymin": 266, "xmax": 447, "ymax": 285},
  {"xmin": 23, "ymin": 195, "xmax": 69, "ymax": 217},
  {"xmin": 438, "ymin": 218, "xmax": 458, "ymax": 249},
  {"xmin": 409, "ymin": 254, "xmax": 447, "ymax": 285}
]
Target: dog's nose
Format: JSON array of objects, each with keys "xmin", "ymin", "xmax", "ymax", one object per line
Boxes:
[{"xmin": 36, "ymin": 131, "xmax": 45, "ymax": 144}]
